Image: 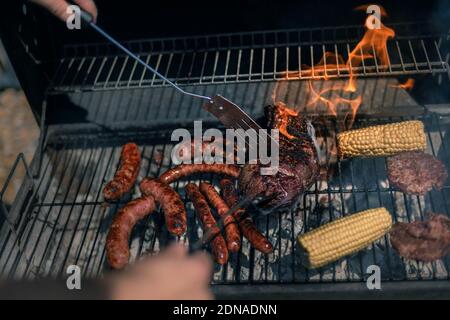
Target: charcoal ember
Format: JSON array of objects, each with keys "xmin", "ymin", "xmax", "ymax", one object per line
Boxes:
[
  {"xmin": 238, "ymin": 103, "xmax": 319, "ymax": 210},
  {"xmin": 389, "ymin": 214, "xmax": 450, "ymax": 262}
]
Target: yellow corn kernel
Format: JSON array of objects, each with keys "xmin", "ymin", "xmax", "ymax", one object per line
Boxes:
[
  {"xmin": 337, "ymin": 120, "xmax": 426, "ymax": 158},
  {"xmin": 297, "ymin": 207, "xmax": 392, "ymax": 269}
]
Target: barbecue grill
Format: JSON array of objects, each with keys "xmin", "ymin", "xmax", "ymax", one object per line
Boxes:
[{"xmin": 0, "ymin": 0, "xmax": 449, "ymax": 299}]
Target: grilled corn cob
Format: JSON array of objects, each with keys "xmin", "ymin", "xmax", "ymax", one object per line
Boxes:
[
  {"xmin": 297, "ymin": 207, "xmax": 392, "ymax": 269},
  {"xmin": 337, "ymin": 120, "xmax": 426, "ymax": 158}
]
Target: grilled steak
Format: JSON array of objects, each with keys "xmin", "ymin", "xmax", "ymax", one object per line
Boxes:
[
  {"xmin": 387, "ymin": 151, "xmax": 448, "ymax": 195},
  {"xmin": 238, "ymin": 103, "xmax": 320, "ymax": 210},
  {"xmin": 389, "ymin": 214, "xmax": 450, "ymax": 262}
]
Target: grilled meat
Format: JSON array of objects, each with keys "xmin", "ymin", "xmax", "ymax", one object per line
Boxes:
[
  {"xmin": 140, "ymin": 178, "xmax": 187, "ymax": 236},
  {"xmin": 158, "ymin": 164, "xmax": 240, "ymax": 185},
  {"xmin": 103, "ymin": 143, "xmax": 141, "ymax": 202},
  {"xmin": 106, "ymin": 196, "xmax": 156, "ymax": 269},
  {"xmin": 199, "ymin": 182, "xmax": 241, "ymax": 253},
  {"xmin": 220, "ymin": 179, "xmax": 273, "ymax": 253},
  {"xmin": 238, "ymin": 103, "xmax": 320, "ymax": 210},
  {"xmin": 387, "ymin": 151, "xmax": 448, "ymax": 195},
  {"xmin": 389, "ymin": 214, "xmax": 450, "ymax": 262},
  {"xmin": 185, "ymin": 183, "xmax": 229, "ymax": 265}
]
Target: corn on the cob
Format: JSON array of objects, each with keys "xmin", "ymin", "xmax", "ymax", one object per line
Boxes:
[
  {"xmin": 337, "ymin": 120, "xmax": 426, "ymax": 158},
  {"xmin": 297, "ymin": 207, "xmax": 392, "ymax": 269}
]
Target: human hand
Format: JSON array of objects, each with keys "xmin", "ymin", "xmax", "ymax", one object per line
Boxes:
[
  {"xmin": 29, "ymin": 0, "xmax": 98, "ymax": 22},
  {"xmin": 109, "ymin": 244, "xmax": 214, "ymax": 300}
]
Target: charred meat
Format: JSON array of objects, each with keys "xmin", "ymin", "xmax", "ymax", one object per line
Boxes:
[{"xmin": 238, "ymin": 103, "xmax": 320, "ymax": 210}]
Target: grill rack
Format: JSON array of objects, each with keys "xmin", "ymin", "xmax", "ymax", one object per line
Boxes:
[
  {"xmin": 2, "ymin": 19, "xmax": 450, "ymax": 298},
  {"xmin": 50, "ymin": 22, "xmax": 450, "ymax": 93},
  {"xmin": 0, "ymin": 114, "xmax": 449, "ymax": 292}
]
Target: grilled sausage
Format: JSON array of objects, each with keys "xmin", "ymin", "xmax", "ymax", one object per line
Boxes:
[
  {"xmin": 106, "ymin": 196, "xmax": 156, "ymax": 269},
  {"xmin": 159, "ymin": 164, "xmax": 240, "ymax": 185},
  {"xmin": 199, "ymin": 182, "xmax": 241, "ymax": 253},
  {"xmin": 220, "ymin": 179, "xmax": 273, "ymax": 254},
  {"xmin": 185, "ymin": 183, "xmax": 229, "ymax": 265},
  {"xmin": 175, "ymin": 138, "xmax": 241, "ymax": 162},
  {"xmin": 176, "ymin": 139, "xmax": 224, "ymax": 159},
  {"xmin": 103, "ymin": 143, "xmax": 141, "ymax": 201},
  {"xmin": 140, "ymin": 178, "xmax": 187, "ymax": 236}
]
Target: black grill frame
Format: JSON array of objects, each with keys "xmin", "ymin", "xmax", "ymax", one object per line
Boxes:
[
  {"xmin": 0, "ymin": 113, "xmax": 449, "ymax": 296},
  {"xmin": 1, "ymin": 0, "xmax": 450, "ymax": 298}
]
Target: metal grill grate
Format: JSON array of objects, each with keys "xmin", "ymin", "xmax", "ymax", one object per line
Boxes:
[
  {"xmin": 50, "ymin": 23, "xmax": 450, "ymax": 93},
  {"xmin": 44, "ymin": 76, "xmax": 429, "ymax": 133},
  {"xmin": 0, "ymin": 114, "xmax": 449, "ymax": 285}
]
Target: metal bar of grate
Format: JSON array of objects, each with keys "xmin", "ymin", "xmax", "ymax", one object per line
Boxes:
[
  {"xmin": 0, "ymin": 114, "xmax": 448, "ymax": 285},
  {"xmin": 61, "ymin": 22, "xmax": 442, "ymax": 57},
  {"xmin": 50, "ymin": 24, "xmax": 450, "ymax": 93}
]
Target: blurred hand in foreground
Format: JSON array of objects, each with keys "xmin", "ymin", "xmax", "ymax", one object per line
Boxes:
[
  {"xmin": 29, "ymin": 0, "xmax": 98, "ymax": 22},
  {"xmin": 110, "ymin": 244, "xmax": 214, "ymax": 300}
]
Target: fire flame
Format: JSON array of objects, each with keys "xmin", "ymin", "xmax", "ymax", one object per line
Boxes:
[
  {"xmin": 390, "ymin": 78, "xmax": 415, "ymax": 91},
  {"xmin": 272, "ymin": 4, "xmax": 396, "ymax": 138},
  {"xmin": 271, "ymin": 4, "xmax": 402, "ymax": 179},
  {"xmin": 275, "ymin": 102, "xmax": 299, "ymax": 139},
  {"xmin": 346, "ymin": 10, "xmax": 395, "ymax": 92},
  {"xmin": 307, "ymin": 81, "xmax": 363, "ymax": 129},
  {"xmin": 303, "ymin": 52, "xmax": 347, "ymax": 80}
]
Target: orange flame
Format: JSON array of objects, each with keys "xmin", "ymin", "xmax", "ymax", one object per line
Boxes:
[
  {"xmin": 274, "ymin": 102, "xmax": 299, "ymax": 139},
  {"xmin": 346, "ymin": 7, "xmax": 395, "ymax": 92},
  {"xmin": 307, "ymin": 81, "xmax": 362, "ymax": 129},
  {"xmin": 272, "ymin": 5, "xmax": 394, "ymax": 129},
  {"xmin": 269, "ymin": 4, "xmax": 398, "ymax": 182},
  {"xmin": 301, "ymin": 52, "xmax": 347, "ymax": 80},
  {"xmin": 390, "ymin": 78, "xmax": 415, "ymax": 91}
]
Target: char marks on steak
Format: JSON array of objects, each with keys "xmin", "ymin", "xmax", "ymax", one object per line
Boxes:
[
  {"xmin": 389, "ymin": 214, "xmax": 450, "ymax": 262},
  {"xmin": 238, "ymin": 103, "xmax": 320, "ymax": 210}
]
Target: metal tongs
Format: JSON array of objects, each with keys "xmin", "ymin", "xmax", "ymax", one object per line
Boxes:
[
  {"xmin": 77, "ymin": 11, "xmax": 278, "ymax": 250},
  {"xmin": 78, "ymin": 11, "xmax": 268, "ymax": 136}
]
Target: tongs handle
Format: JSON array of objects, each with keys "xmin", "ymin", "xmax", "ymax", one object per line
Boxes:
[
  {"xmin": 79, "ymin": 9, "xmax": 94, "ymax": 24},
  {"xmin": 77, "ymin": 9, "xmax": 211, "ymax": 101}
]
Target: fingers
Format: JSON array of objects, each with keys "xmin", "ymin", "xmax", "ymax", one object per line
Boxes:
[
  {"xmin": 169, "ymin": 246, "xmax": 212, "ymax": 278},
  {"xmin": 109, "ymin": 244, "xmax": 214, "ymax": 300},
  {"xmin": 30, "ymin": 0, "xmax": 70, "ymax": 21},
  {"xmin": 163, "ymin": 244, "xmax": 213, "ymax": 284},
  {"xmin": 171, "ymin": 284, "xmax": 214, "ymax": 300},
  {"xmin": 73, "ymin": 0, "xmax": 98, "ymax": 22},
  {"xmin": 29, "ymin": 0, "xmax": 97, "ymax": 23},
  {"xmin": 163, "ymin": 243, "xmax": 188, "ymax": 258},
  {"xmin": 190, "ymin": 251, "xmax": 214, "ymax": 282},
  {"xmin": 161, "ymin": 244, "xmax": 213, "ymax": 294},
  {"xmin": 189, "ymin": 290, "xmax": 214, "ymax": 300}
]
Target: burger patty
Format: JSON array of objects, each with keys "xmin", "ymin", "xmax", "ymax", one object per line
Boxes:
[
  {"xmin": 387, "ymin": 151, "xmax": 448, "ymax": 195},
  {"xmin": 389, "ymin": 214, "xmax": 450, "ymax": 262}
]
